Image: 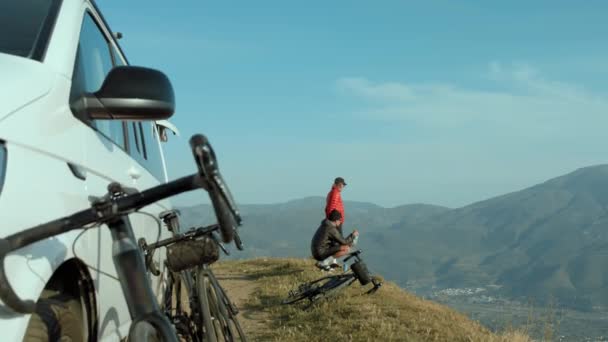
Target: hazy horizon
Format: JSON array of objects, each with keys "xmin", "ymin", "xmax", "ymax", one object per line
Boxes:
[{"xmin": 177, "ymin": 162, "xmax": 608, "ymax": 209}]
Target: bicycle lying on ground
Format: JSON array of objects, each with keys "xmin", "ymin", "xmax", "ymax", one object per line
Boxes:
[
  {"xmin": 282, "ymin": 250, "xmax": 382, "ymax": 308},
  {"xmin": 139, "ymin": 217, "xmax": 247, "ymax": 342},
  {"xmin": 0, "ymin": 134, "xmax": 241, "ymax": 341}
]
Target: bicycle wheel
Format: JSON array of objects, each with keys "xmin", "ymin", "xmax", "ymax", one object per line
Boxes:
[
  {"xmin": 283, "ymin": 274, "xmax": 355, "ymax": 305},
  {"xmin": 196, "ymin": 268, "xmax": 222, "ymax": 342},
  {"xmin": 316, "ymin": 275, "xmax": 356, "ymax": 301},
  {"xmin": 162, "ymin": 270, "xmax": 199, "ymax": 341},
  {"xmin": 209, "ymin": 275, "xmax": 247, "ymax": 341},
  {"xmin": 282, "ymin": 275, "xmax": 336, "ymax": 304},
  {"xmin": 128, "ymin": 314, "xmax": 182, "ymax": 342},
  {"xmin": 225, "ymin": 315, "xmax": 247, "ymax": 342}
]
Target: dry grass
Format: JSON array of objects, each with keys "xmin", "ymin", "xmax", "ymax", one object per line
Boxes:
[{"xmin": 213, "ymin": 258, "xmax": 533, "ymax": 342}]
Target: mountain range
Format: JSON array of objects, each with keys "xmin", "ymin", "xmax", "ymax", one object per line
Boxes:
[{"xmin": 179, "ymin": 164, "xmax": 608, "ymax": 310}]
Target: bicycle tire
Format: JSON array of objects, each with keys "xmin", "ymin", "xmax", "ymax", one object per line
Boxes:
[
  {"xmin": 127, "ymin": 314, "xmax": 182, "ymax": 342},
  {"xmin": 225, "ymin": 315, "xmax": 247, "ymax": 342},
  {"xmin": 196, "ymin": 268, "xmax": 220, "ymax": 342},
  {"xmin": 282, "ymin": 275, "xmax": 335, "ymax": 304},
  {"xmin": 283, "ymin": 274, "xmax": 355, "ymax": 305},
  {"xmin": 208, "ymin": 272, "xmax": 247, "ymax": 342},
  {"xmin": 282, "ymin": 282, "xmax": 320, "ymax": 305},
  {"xmin": 23, "ymin": 290, "xmax": 84, "ymax": 342},
  {"xmin": 316, "ymin": 275, "xmax": 356, "ymax": 301},
  {"xmin": 162, "ymin": 270, "xmax": 199, "ymax": 341},
  {"xmin": 209, "ymin": 276, "xmax": 229, "ymax": 341}
]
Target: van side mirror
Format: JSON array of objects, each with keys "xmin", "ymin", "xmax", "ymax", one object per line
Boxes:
[{"xmin": 73, "ymin": 66, "xmax": 175, "ymax": 121}]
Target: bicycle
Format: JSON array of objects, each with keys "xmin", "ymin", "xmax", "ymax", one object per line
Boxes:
[
  {"xmin": 282, "ymin": 250, "xmax": 382, "ymax": 308},
  {"xmin": 139, "ymin": 221, "xmax": 247, "ymax": 342},
  {"xmin": 0, "ymin": 134, "xmax": 242, "ymax": 341}
]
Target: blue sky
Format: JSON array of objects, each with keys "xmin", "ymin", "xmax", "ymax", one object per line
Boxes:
[{"xmin": 100, "ymin": 1, "xmax": 608, "ymax": 208}]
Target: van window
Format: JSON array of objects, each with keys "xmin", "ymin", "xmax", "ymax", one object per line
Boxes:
[
  {"xmin": 141, "ymin": 122, "xmax": 165, "ymax": 181},
  {"xmin": 126, "ymin": 121, "xmax": 165, "ymax": 181},
  {"xmin": 70, "ymin": 13, "xmax": 126, "ymax": 150},
  {"xmin": 110, "ymin": 43, "xmax": 126, "ymax": 66},
  {"xmin": 0, "ymin": 0, "xmax": 59, "ymax": 59}
]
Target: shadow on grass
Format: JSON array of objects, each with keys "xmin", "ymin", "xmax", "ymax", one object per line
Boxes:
[
  {"xmin": 242, "ymin": 264, "xmax": 304, "ymax": 280},
  {"xmin": 215, "ymin": 274, "xmax": 253, "ymax": 281}
]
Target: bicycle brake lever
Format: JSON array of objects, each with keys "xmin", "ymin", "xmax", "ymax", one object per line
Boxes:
[
  {"xmin": 190, "ymin": 134, "xmax": 240, "ymax": 243},
  {"xmin": 211, "ymin": 174, "xmax": 242, "ymax": 226},
  {"xmin": 138, "ymin": 238, "xmax": 160, "ymax": 276},
  {"xmin": 189, "ymin": 135, "xmax": 241, "ymax": 223},
  {"xmin": 233, "ymin": 227, "xmax": 244, "ymax": 251}
]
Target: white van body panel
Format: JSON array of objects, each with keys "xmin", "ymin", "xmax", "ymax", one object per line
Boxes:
[
  {"xmin": 0, "ymin": 55, "xmax": 54, "ymax": 123},
  {"xmin": 0, "ymin": 0, "xmax": 176, "ymax": 340}
]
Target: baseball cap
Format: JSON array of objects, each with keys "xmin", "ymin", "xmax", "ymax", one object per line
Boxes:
[{"xmin": 334, "ymin": 177, "xmax": 347, "ymax": 186}]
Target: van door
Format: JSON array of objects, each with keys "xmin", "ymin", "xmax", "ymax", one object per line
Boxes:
[{"xmin": 68, "ymin": 8, "xmax": 170, "ymax": 339}]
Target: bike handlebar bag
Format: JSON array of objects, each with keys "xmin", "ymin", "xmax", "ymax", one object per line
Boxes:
[
  {"xmin": 166, "ymin": 236, "xmax": 219, "ymax": 272},
  {"xmin": 351, "ymin": 260, "xmax": 372, "ymax": 285}
]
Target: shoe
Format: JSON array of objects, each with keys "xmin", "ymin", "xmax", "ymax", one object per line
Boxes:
[
  {"xmin": 329, "ymin": 262, "xmax": 341, "ymax": 269},
  {"xmin": 315, "ymin": 262, "xmax": 331, "ymax": 271}
]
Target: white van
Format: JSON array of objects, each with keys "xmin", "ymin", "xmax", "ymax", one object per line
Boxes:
[{"xmin": 0, "ymin": 1, "xmax": 178, "ymax": 340}]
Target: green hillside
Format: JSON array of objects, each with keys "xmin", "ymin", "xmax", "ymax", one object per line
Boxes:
[{"xmin": 213, "ymin": 258, "xmax": 530, "ymax": 342}]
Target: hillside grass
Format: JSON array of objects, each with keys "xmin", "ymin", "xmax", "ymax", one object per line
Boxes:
[{"xmin": 213, "ymin": 258, "xmax": 532, "ymax": 342}]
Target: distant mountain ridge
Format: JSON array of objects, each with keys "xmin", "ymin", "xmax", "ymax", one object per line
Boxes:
[{"xmin": 180, "ymin": 164, "xmax": 608, "ymax": 310}]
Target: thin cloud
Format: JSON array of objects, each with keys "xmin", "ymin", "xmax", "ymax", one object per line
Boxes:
[{"xmin": 336, "ymin": 63, "xmax": 608, "ymax": 138}]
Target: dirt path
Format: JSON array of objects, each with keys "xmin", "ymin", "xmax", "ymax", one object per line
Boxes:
[{"xmin": 215, "ymin": 273, "xmax": 268, "ymax": 339}]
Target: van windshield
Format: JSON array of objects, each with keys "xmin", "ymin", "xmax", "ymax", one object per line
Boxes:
[{"xmin": 0, "ymin": 0, "xmax": 57, "ymax": 59}]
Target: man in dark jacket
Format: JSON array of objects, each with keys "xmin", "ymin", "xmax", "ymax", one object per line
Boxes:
[
  {"xmin": 325, "ymin": 177, "xmax": 346, "ymax": 226},
  {"xmin": 311, "ymin": 209, "xmax": 358, "ymax": 270}
]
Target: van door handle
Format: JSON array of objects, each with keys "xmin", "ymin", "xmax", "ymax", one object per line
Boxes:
[
  {"xmin": 67, "ymin": 162, "xmax": 87, "ymax": 181},
  {"xmin": 128, "ymin": 166, "xmax": 142, "ymax": 180}
]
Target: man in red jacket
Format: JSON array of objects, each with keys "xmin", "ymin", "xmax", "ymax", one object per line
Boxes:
[{"xmin": 325, "ymin": 177, "xmax": 347, "ymax": 226}]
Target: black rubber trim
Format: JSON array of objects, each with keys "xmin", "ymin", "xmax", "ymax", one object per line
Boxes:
[
  {"xmin": 31, "ymin": 0, "xmax": 64, "ymax": 61},
  {"xmin": 90, "ymin": 0, "xmax": 130, "ymax": 65},
  {"xmin": 67, "ymin": 162, "xmax": 86, "ymax": 181}
]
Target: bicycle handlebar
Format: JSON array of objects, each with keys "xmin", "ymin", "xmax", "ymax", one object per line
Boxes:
[{"xmin": 145, "ymin": 224, "xmax": 220, "ymax": 251}]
